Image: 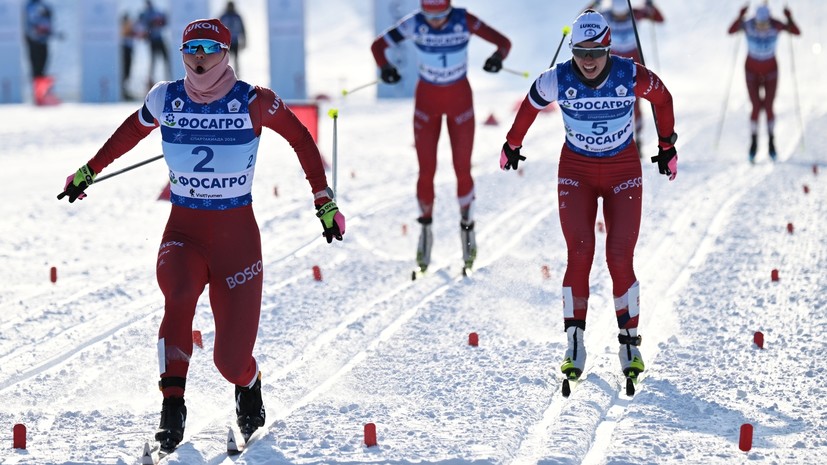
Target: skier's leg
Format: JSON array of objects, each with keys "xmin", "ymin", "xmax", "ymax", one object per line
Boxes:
[
  {"xmin": 601, "ymin": 150, "xmax": 645, "ymax": 375},
  {"xmin": 746, "ymin": 69, "xmax": 761, "ymax": 160},
  {"xmin": 763, "ymin": 70, "xmax": 779, "ymax": 159},
  {"xmin": 557, "ymin": 149, "xmax": 598, "ymax": 377},
  {"xmin": 445, "ymin": 80, "xmax": 476, "ymax": 268},
  {"xmin": 209, "ymin": 209, "xmax": 262, "ymax": 387},
  {"xmin": 154, "ymin": 230, "xmax": 206, "ymax": 451},
  {"xmin": 413, "ymin": 84, "xmax": 441, "ymax": 270},
  {"xmin": 155, "ymin": 233, "xmax": 208, "ymax": 398}
]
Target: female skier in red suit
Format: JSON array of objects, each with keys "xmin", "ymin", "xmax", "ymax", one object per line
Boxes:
[
  {"xmin": 500, "ymin": 10, "xmax": 678, "ymax": 389},
  {"xmin": 371, "ymin": 0, "xmax": 511, "ymax": 274},
  {"xmin": 58, "ymin": 18, "xmax": 345, "ymax": 453},
  {"xmin": 728, "ymin": 4, "xmax": 800, "ymax": 162}
]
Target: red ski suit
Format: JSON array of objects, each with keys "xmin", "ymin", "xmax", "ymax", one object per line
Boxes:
[
  {"xmin": 728, "ymin": 13, "xmax": 800, "ymax": 128},
  {"xmin": 371, "ymin": 8, "xmax": 510, "ymax": 217},
  {"xmin": 85, "ymin": 86, "xmax": 328, "ymax": 395},
  {"xmin": 507, "ymin": 58, "xmax": 675, "ymax": 331}
]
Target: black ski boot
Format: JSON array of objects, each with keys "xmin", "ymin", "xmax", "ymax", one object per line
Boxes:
[
  {"xmin": 748, "ymin": 134, "xmax": 757, "ymax": 164},
  {"xmin": 768, "ymin": 134, "xmax": 777, "ymax": 161},
  {"xmin": 236, "ymin": 372, "xmax": 266, "ymax": 441},
  {"xmin": 155, "ymin": 397, "xmax": 186, "ymax": 453}
]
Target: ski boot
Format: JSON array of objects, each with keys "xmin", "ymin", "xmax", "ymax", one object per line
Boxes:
[
  {"xmin": 415, "ymin": 217, "xmax": 433, "ymax": 273},
  {"xmin": 618, "ymin": 329, "xmax": 645, "ymax": 396},
  {"xmin": 235, "ymin": 372, "xmax": 266, "ymax": 441},
  {"xmin": 768, "ymin": 134, "xmax": 777, "ymax": 161},
  {"xmin": 560, "ymin": 325, "xmax": 586, "ymax": 397},
  {"xmin": 460, "ymin": 220, "xmax": 477, "ymax": 276},
  {"xmin": 155, "ymin": 397, "xmax": 187, "ymax": 453},
  {"xmin": 748, "ymin": 134, "xmax": 757, "ymax": 164}
]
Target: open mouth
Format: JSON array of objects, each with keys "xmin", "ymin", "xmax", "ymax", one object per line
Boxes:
[
  {"xmin": 195, "ymin": 65, "xmax": 205, "ymax": 74},
  {"xmin": 582, "ymin": 64, "xmax": 597, "ymax": 73}
]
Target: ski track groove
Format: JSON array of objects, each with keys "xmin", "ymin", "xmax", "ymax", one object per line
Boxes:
[
  {"xmin": 504, "ymin": 126, "xmax": 786, "ymax": 465},
  {"xmin": 185, "ymin": 177, "xmax": 556, "ymax": 463}
]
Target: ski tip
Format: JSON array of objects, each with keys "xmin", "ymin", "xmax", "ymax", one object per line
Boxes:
[
  {"xmin": 625, "ymin": 377, "xmax": 636, "ymax": 396},
  {"xmin": 140, "ymin": 441, "xmax": 160, "ymax": 465},
  {"xmin": 140, "ymin": 443, "xmax": 153, "ymax": 465},
  {"xmin": 227, "ymin": 426, "xmax": 245, "ymax": 455}
]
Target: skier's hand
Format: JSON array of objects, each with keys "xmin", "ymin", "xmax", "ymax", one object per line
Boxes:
[
  {"xmin": 57, "ymin": 164, "xmax": 96, "ymax": 202},
  {"xmin": 500, "ymin": 142, "xmax": 525, "ymax": 171},
  {"xmin": 380, "ymin": 64, "xmax": 401, "ymax": 84},
  {"xmin": 316, "ymin": 200, "xmax": 345, "ymax": 243},
  {"xmin": 483, "ymin": 51, "xmax": 503, "ymax": 73},
  {"xmin": 651, "ymin": 145, "xmax": 677, "ymax": 181}
]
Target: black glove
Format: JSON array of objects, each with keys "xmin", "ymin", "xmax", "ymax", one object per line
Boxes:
[
  {"xmin": 650, "ymin": 146, "xmax": 678, "ymax": 180},
  {"xmin": 500, "ymin": 142, "xmax": 526, "ymax": 171},
  {"xmin": 316, "ymin": 200, "xmax": 346, "ymax": 243},
  {"xmin": 57, "ymin": 164, "xmax": 96, "ymax": 202},
  {"xmin": 380, "ymin": 65, "xmax": 401, "ymax": 84},
  {"xmin": 483, "ymin": 51, "xmax": 503, "ymax": 73}
]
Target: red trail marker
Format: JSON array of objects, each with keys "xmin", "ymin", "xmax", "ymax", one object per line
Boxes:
[
  {"xmin": 364, "ymin": 423, "xmax": 377, "ymax": 447},
  {"xmin": 192, "ymin": 330, "xmax": 203, "ymax": 349},
  {"xmin": 739, "ymin": 423, "xmax": 753, "ymax": 452},
  {"xmin": 468, "ymin": 332, "xmax": 479, "ymax": 347},
  {"xmin": 753, "ymin": 331, "xmax": 764, "ymax": 349},
  {"xmin": 13, "ymin": 423, "xmax": 26, "ymax": 449}
]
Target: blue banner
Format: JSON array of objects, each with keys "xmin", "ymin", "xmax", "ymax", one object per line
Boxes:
[
  {"xmin": 0, "ymin": 0, "xmax": 24, "ymax": 103},
  {"xmin": 79, "ymin": 0, "xmax": 119, "ymax": 102},
  {"xmin": 267, "ymin": 0, "xmax": 306, "ymax": 100}
]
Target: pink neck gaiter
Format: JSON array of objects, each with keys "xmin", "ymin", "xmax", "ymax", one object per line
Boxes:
[{"xmin": 183, "ymin": 52, "xmax": 237, "ymax": 104}]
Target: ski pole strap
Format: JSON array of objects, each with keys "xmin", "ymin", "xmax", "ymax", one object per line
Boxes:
[
  {"xmin": 618, "ymin": 334, "xmax": 642, "ymax": 346},
  {"xmin": 158, "ymin": 376, "xmax": 186, "ymax": 391}
]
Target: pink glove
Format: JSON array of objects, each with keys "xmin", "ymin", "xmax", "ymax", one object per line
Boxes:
[
  {"xmin": 500, "ymin": 142, "xmax": 525, "ymax": 171},
  {"xmin": 63, "ymin": 174, "xmax": 87, "ymax": 200},
  {"xmin": 667, "ymin": 155, "xmax": 678, "ymax": 181},
  {"xmin": 650, "ymin": 146, "xmax": 677, "ymax": 181}
]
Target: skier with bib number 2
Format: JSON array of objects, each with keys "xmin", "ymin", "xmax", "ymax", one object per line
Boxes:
[{"xmin": 57, "ymin": 18, "xmax": 345, "ymax": 454}]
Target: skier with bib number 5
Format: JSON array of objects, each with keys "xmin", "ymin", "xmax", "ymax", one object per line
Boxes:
[
  {"xmin": 57, "ymin": 18, "xmax": 345, "ymax": 454},
  {"xmin": 370, "ymin": 0, "xmax": 511, "ymax": 276},
  {"xmin": 500, "ymin": 10, "xmax": 677, "ymax": 394}
]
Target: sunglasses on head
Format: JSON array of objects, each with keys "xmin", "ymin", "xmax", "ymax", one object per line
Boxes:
[
  {"xmin": 422, "ymin": 8, "xmax": 451, "ymax": 21},
  {"xmin": 180, "ymin": 39, "xmax": 227, "ymax": 55},
  {"xmin": 571, "ymin": 46, "xmax": 610, "ymax": 59}
]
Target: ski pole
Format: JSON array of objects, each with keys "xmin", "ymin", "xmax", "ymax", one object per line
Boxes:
[
  {"xmin": 626, "ymin": 0, "xmax": 660, "ymax": 131},
  {"xmin": 714, "ymin": 35, "xmax": 742, "ymax": 150},
  {"xmin": 341, "ymin": 80, "xmax": 378, "ymax": 97},
  {"xmin": 650, "ymin": 21, "xmax": 661, "ymax": 70},
  {"xmin": 503, "ymin": 67, "xmax": 530, "ymax": 78},
  {"xmin": 327, "ymin": 108, "xmax": 339, "ymax": 198},
  {"xmin": 787, "ymin": 15, "xmax": 805, "ymax": 150},
  {"xmin": 94, "ymin": 154, "xmax": 164, "ymax": 183},
  {"xmin": 549, "ymin": 25, "xmax": 572, "ymax": 68}
]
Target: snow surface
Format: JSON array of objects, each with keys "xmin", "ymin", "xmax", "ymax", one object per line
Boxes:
[{"xmin": 2, "ymin": 0, "xmax": 826, "ymax": 464}]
